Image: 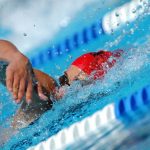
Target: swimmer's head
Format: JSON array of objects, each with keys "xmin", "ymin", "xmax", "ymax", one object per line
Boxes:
[
  {"xmin": 59, "ymin": 52, "xmax": 94, "ymax": 86},
  {"xmin": 59, "ymin": 49, "xmax": 123, "ymax": 86}
]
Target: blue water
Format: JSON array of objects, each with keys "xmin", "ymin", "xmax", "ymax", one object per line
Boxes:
[{"xmin": 0, "ymin": 1, "xmax": 150, "ymax": 150}]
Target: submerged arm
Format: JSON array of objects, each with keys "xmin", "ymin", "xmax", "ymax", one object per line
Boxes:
[
  {"xmin": 0, "ymin": 64, "xmax": 57, "ymax": 129},
  {"xmin": 12, "ymin": 69, "xmax": 58, "ymax": 129}
]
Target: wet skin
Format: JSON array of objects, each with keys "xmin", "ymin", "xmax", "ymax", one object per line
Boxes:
[
  {"xmin": 0, "ymin": 40, "xmax": 57, "ymax": 129},
  {"xmin": 0, "ymin": 40, "xmax": 53, "ymax": 103}
]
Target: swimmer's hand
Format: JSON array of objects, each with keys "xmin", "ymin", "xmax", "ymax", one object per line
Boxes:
[
  {"xmin": 0, "ymin": 40, "xmax": 56, "ymax": 103},
  {"xmin": 0, "ymin": 40, "xmax": 35, "ymax": 103},
  {"xmin": 33, "ymin": 69, "xmax": 57, "ymax": 100},
  {"xmin": 6, "ymin": 53, "xmax": 34, "ymax": 104}
]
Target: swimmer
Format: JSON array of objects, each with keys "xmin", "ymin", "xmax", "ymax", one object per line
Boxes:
[
  {"xmin": 17, "ymin": 49, "xmax": 123, "ymax": 128},
  {"xmin": 0, "ymin": 40, "xmax": 123, "ymax": 129},
  {"xmin": 57, "ymin": 49, "xmax": 123, "ymax": 98}
]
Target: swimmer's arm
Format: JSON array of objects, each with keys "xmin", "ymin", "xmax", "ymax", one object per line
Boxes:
[
  {"xmin": 0, "ymin": 40, "xmax": 47, "ymax": 103},
  {"xmin": 12, "ymin": 69, "xmax": 57, "ymax": 129},
  {"xmin": 0, "ymin": 40, "xmax": 26, "ymax": 62},
  {"xmin": 0, "ymin": 67, "xmax": 56, "ymax": 129},
  {"xmin": 0, "ymin": 40, "xmax": 33, "ymax": 103},
  {"xmin": 0, "ymin": 65, "xmax": 57, "ymax": 99}
]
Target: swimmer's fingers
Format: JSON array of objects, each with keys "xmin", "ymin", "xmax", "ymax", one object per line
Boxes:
[
  {"xmin": 17, "ymin": 78, "xmax": 26, "ymax": 103},
  {"xmin": 6, "ymin": 68, "xmax": 14, "ymax": 92},
  {"xmin": 37, "ymin": 83, "xmax": 48, "ymax": 101},
  {"xmin": 12, "ymin": 74, "xmax": 20, "ymax": 102},
  {"xmin": 25, "ymin": 77, "xmax": 33, "ymax": 104}
]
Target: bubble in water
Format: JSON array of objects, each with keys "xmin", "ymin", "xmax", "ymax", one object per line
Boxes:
[
  {"xmin": 122, "ymin": 29, "xmax": 126, "ymax": 34},
  {"xmin": 60, "ymin": 17, "xmax": 70, "ymax": 28},
  {"xmin": 82, "ymin": 49, "xmax": 88, "ymax": 52},
  {"xmin": 68, "ymin": 55, "xmax": 72, "ymax": 59},
  {"xmin": 126, "ymin": 21, "xmax": 130, "ymax": 26},
  {"xmin": 115, "ymin": 12, "xmax": 119, "ymax": 17},
  {"xmin": 134, "ymin": 24, "xmax": 139, "ymax": 30},
  {"xmin": 23, "ymin": 33, "xmax": 27, "ymax": 36},
  {"xmin": 132, "ymin": 8, "xmax": 137, "ymax": 14},
  {"xmin": 55, "ymin": 65, "xmax": 61, "ymax": 70},
  {"xmin": 111, "ymin": 29, "xmax": 114, "ymax": 35},
  {"xmin": 117, "ymin": 23, "xmax": 120, "ymax": 27},
  {"xmin": 65, "ymin": 48, "xmax": 69, "ymax": 52},
  {"xmin": 143, "ymin": 1, "xmax": 148, "ymax": 6},
  {"xmin": 98, "ymin": 30, "xmax": 102, "ymax": 34},
  {"xmin": 130, "ymin": 28, "xmax": 134, "ymax": 35}
]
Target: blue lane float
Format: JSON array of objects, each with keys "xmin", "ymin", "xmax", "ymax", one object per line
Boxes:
[
  {"xmin": 115, "ymin": 84, "xmax": 150, "ymax": 120},
  {"xmin": 30, "ymin": 21, "xmax": 105, "ymax": 67}
]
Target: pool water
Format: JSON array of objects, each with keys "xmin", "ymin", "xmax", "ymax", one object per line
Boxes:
[{"xmin": 0, "ymin": 1, "xmax": 150, "ymax": 150}]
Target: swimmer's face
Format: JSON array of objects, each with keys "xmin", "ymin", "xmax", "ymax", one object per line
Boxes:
[{"xmin": 66, "ymin": 65, "xmax": 88, "ymax": 84}]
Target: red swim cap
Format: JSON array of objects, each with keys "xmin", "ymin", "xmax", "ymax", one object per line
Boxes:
[{"xmin": 72, "ymin": 49, "xmax": 123, "ymax": 79}]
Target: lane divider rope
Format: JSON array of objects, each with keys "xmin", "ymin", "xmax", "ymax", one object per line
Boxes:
[{"xmin": 30, "ymin": 0, "xmax": 148, "ymax": 67}]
